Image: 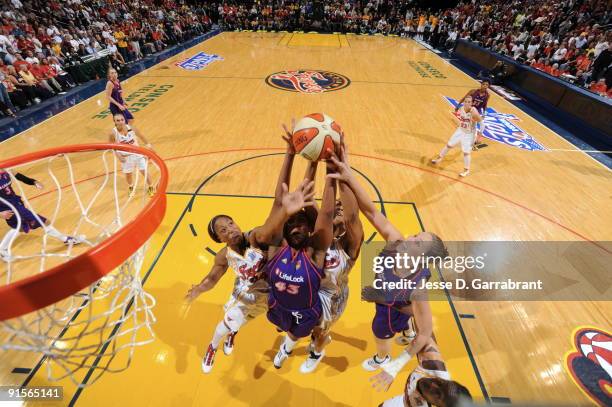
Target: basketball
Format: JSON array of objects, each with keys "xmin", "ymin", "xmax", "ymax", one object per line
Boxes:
[{"xmin": 292, "ymin": 113, "xmax": 342, "ymax": 161}]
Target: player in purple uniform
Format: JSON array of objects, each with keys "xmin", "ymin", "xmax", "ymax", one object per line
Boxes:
[
  {"xmin": 0, "ymin": 170, "xmax": 82, "ymax": 260},
  {"xmin": 327, "ymin": 143, "xmax": 448, "ymax": 378},
  {"xmin": 456, "ymin": 79, "xmax": 490, "ymax": 149},
  {"xmin": 265, "ymin": 133, "xmax": 337, "ymax": 370},
  {"xmin": 106, "ymin": 68, "xmax": 134, "ymax": 124}
]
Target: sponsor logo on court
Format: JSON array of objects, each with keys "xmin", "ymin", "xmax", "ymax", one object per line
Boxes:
[
  {"xmin": 565, "ymin": 326, "xmax": 611, "ymax": 406},
  {"xmin": 265, "ymin": 70, "xmax": 350, "ymax": 93},
  {"xmin": 175, "ymin": 52, "xmax": 223, "ymax": 70},
  {"xmin": 444, "ymin": 96, "xmax": 546, "ymax": 151},
  {"xmin": 408, "ymin": 61, "xmax": 446, "ymax": 78},
  {"xmin": 93, "ymin": 84, "xmax": 173, "ymax": 119}
]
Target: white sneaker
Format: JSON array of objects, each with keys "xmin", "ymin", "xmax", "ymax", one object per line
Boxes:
[
  {"xmin": 64, "ymin": 235, "xmax": 85, "ymax": 245},
  {"xmin": 0, "ymin": 249, "xmax": 9, "ymax": 262},
  {"xmin": 273, "ymin": 345, "xmax": 292, "ymax": 369},
  {"xmin": 431, "ymin": 156, "xmax": 442, "ymax": 165},
  {"xmin": 201, "ymin": 344, "xmax": 217, "ymax": 374},
  {"xmin": 361, "ymin": 354, "xmax": 390, "ymax": 372},
  {"xmin": 299, "ymin": 350, "xmax": 325, "ymax": 374},
  {"xmin": 223, "ymin": 331, "xmax": 237, "ymax": 356},
  {"xmin": 459, "ymin": 169, "xmax": 470, "ymax": 177},
  {"xmin": 395, "ymin": 316, "xmax": 417, "ymax": 346}
]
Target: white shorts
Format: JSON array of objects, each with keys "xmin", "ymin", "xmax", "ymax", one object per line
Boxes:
[
  {"xmin": 381, "ymin": 395, "xmax": 406, "ymax": 407},
  {"xmin": 447, "ymin": 129, "xmax": 475, "ymax": 153},
  {"xmin": 223, "ymin": 289, "xmax": 267, "ymax": 332},
  {"xmin": 319, "ymin": 285, "xmax": 349, "ymax": 328},
  {"xmin": 121, "ymin": 154, "xmax": 147, "ymax": 174}
]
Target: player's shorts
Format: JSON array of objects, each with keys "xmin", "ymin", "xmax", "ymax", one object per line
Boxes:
[
  {"xmin": 223, "ymin": 289, "xmax": 267, "ymax": 332},
  {"xmin": 120, "ymin": 154, "xmax": 147, "ymax": 174},
  {"xmin": 267, "ymin": 295, "xmax": 322, "ymax": 338},
  {"xmin": 379, "ymin": 394, "xmax": 407, "ymax": 407},
  {"xmin": 372, "ymin": 303, "xmax": 410, "ymax": 339},
  {"xmin": 109, "ymin": 104, "xmax": 134, "ymax": 121},
  {"xmin": 319, "ymin": 284, "xmax": 349, "ymax": 327},
  {"xmin": 447, "ymin": 129, "xmax": 475, "ymax": 153},
  {"xmin": 0, "ymin": 197, "xmax": 46, "ymax": 233}
]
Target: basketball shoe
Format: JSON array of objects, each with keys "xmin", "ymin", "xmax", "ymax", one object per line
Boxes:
[
  {"xmin": 362, "ymin": 354, "xmax": 391, "ymax": 371},
  {"xmin": 273, "ymin": 345, "xmax": 292, "ymax": 369},
  {"xmin": 223, "ymin": 332, "xmax": 237, "ymax": 356},
  {"xmin": 201, "ymin": 344, "xmax": 217, "ymax": 374},
  {"xmin": 300, "ymin": 350, "xmax": 325, "ymax": 374}
]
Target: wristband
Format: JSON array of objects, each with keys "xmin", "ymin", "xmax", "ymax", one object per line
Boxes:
[{"xmin": 382, "ymin": 351, "xmax": 412, "ymax": 378}]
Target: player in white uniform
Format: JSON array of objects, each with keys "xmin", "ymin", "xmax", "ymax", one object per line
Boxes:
[
  {"xmin": 299, "ymin": 163, "xmax": 364, "ymax": 374},
  {"xmin": 431, "ymin": 95, "xmax": 483, "ymax": 177},
  {"xmin": 186, "ymin": 217, "xmax": 270, "ymax": 374},
  {"xmin": 108, "ymin": 113, "xmax": 155, "ymax": 196},
  {"xmin": 372, "ymin": 333, "xmax": 472, "ymax": 407}
]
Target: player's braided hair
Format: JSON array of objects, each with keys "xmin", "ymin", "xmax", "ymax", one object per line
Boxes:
[
  {"xmin": 425, "ymin": 233, "xmax": 449, "ymax": 262},
  {"xmin": 207, "ymin": 214, "xmax": 233, "ymax": 243},
  {"xmin": 443, "ymin": 380, "xmax": 472, "ymax": 407}
]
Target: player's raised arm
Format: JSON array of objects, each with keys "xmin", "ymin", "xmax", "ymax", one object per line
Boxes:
[
  {"xmin": 272, "ymin": 121, "xmax": 297, "ymax": 208},
  {"xmin": 185, "ymin": 248, "xmax": 229, "ymax": 302},
  {"xmin": 311, "ymin": 162, "xmax": 337, "ymax": 255},
  {"xmin": 336, "ymin": 145, "xmax": 363, "ymax": 259},
  {"xmin": 328, "ymin": 147, "xmax": 403, "ymax": 242}
]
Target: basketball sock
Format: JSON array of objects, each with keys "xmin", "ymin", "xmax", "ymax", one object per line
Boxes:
[
  {"xmin": 46, "ymin": 226, "xmax": 68, "ymax": 242},
  {"xmin": 211, "ymin": 321, "xmax": 231, "ymax": 349},
  {"xmin": 463, "ymin": 153, "xmax": 471, "ymax": 170},
  {"xmin": 0, "ymin": 228, "xmax": 19, "ymax": 252},
  {"xmin": 282, "ymin": 336, "xmax": 298, "ymax": 353},
  {"xmin": 439, "ymin": 146, "xmax": 450, "ymax": 158}
]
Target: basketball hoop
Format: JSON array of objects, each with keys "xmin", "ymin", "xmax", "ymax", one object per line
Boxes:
[{"xmin": 0, "ymin": 143, "xmax": 168, "ymax": 387}]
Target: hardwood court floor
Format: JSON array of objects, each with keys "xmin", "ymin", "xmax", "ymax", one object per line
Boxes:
[{"xmin": 0, "ymin": 32, "xmax": 610, "ymax": 406}]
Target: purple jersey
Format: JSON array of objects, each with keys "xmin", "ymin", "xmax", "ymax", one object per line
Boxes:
[
  {"xmin": 267, "ymin": 245, "xmax": 322, "ymax": 310},
  {"xmin": 110, "ymin": 80, "xmax": 125, "ymax": 106},
  {"xmin": 471, "ymin": 89, "xmax": 489, "ymax": 112},
  {"xmin": 0, "ymin": 171, "xmax": 46, "ymax": 233},
  {"xmin": 377, "ymin": 247, "xmax": 432, "ymax": 306}
]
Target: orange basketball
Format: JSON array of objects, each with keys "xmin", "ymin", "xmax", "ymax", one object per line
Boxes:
[{"xmin": 292, "ymin": 113, "xmax": 342, "ymax": 161}]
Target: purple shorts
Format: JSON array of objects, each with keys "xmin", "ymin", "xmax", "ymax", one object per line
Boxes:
[
  {"xmin": 267, "ymin": 295, "xmax": 322, "ymax": 338},
  {"xmin": 372, "ymin": 303, "xmax": 409, "ymax": 339},
  {"xmin": 109, "ymin": 104, "xmax": 134, "ymax": 121},
  {"xmin": 0, "ymin": 198, "xmax": 46, "ymax": 233}
]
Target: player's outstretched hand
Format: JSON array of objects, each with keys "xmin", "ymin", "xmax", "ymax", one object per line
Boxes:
[
  {"xmin": 281, "ymin": 119, "xmax": 296, "ymax": 155},
  {"xmin": 370, "ymin": 370, "xmax": 394, "ymax": 392},
  {"xmin": 281, "ymin": 179, "xmax": 315, "ymax": 215},
  {"xmin": 0, "ymin": 210, "xmax": 14, "ymax": 220},
  {"xmin": 326, "ymin": 146, "xmax": 352, "ymax": 183},
  {"xmin": 185, "ymin": 284, "xmax": 202, "ymax": 302}
]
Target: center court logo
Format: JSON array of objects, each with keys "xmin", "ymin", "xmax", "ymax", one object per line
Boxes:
[
  {"xmin": 565, "ymin": 326, "xmax": 611, "ymax": 406},
  {"xmin": 265, "ymin": 70, "xmax": 350, "ymax": 93},
  {"xmin": 444, "ymin": 96, "xmax": 546, "ymax": 151}
]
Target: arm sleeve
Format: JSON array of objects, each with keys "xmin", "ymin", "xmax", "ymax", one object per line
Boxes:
[{"xmin": 14, "ymin": 173, "xmax": 37, "ymax": 186}]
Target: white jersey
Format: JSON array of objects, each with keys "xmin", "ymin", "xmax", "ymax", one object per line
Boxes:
[
  {"xmin": 225, "ymin": 242, "xmax": 266, "ymax": 301},
  {"xmin": 457, "ymin": 107, "xmax": 475, "ymax": 134},
  {"xmin": 113, "ymin": 125, "xmax": 138, "ymax": 157},
  {"xmin": 321, "ymin": 241, "xmax": 352, "ymax": 293},
  {"xmin": 406, "ymin": 366, "xmax": 451, "ymax": 407}
]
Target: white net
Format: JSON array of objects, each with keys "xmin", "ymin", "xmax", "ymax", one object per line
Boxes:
[{"xmin": 0, "ymin": 146, "xmax": 164, "ymax": 387}]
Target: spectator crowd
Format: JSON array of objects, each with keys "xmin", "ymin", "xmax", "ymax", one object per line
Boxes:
[
  {"xmin": 0, "ymin": 0, "xmax": 609, "ymax": 120},
  {"xmin": 0, "ymin": 0, "xmax": 214, "ymax": 118},
  {"xmin": 216, "ymin": 0, "xmax": 611, "ymax": 98}
]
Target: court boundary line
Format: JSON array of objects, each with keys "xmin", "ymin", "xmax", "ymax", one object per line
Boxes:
[
  {"xmin": 410, "ymin": 37, "xmax": 611, "ymax": 171},
  {"xmin": 411, "ymin": 204, "xmax": 490, "ymax": 401}
]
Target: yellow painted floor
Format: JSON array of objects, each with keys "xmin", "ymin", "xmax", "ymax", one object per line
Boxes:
[{"xmin": 0, "ymin": 32, "xmax": 610, "ymax": 406}]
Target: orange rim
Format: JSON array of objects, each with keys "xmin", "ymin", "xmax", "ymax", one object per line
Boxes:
[{"xmin": 0, "ymin": 143, "xmax": 168, "ymax": 321}]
